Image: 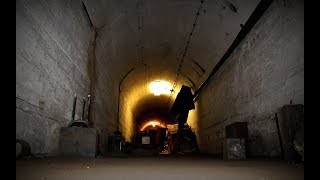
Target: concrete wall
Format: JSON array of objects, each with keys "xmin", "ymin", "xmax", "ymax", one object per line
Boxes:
[
  {"xmin": 196, "ymin": 0, "xmax": 303, "ymax": 157},
  {"xmin": 16, "ymin": 0, "xmax": 93, "ymax": 154},
  {"xmin": 80, "ymin": 1, "xmax": 139, "ymax": 151},
  {"xmin": 16, "ymin": 0, "xmax": 304, "ymax": 157}
]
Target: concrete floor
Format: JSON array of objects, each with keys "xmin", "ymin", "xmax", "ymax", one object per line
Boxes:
[{"xmin": 16, "ymin": 156, "xmax": 304, "ymax": 180}]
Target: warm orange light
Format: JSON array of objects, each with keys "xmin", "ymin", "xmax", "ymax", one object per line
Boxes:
[
  {"xmin": 149, "ymin": 80, "xmax": 172, "ymax": 96},
  {"xmin": 150, "ymin": 121, "xmax": 157, "ymax": 127},
  {"xmin": 140, "ymin": 120, "xmax": 166, "ymax": 131}
]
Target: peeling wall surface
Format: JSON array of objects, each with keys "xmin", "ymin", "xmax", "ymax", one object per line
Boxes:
[
  {"xmin": 16, "ymin": 0, "xmax": 93, "ymax": 154},
  {"xmin": 196, "ymin": 0, "xmax": 304, "ymax": 157}
]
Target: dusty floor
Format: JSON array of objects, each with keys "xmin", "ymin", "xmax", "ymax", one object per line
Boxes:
[{"xmin": 16, "ymin": 156, "xmax": 304, "ymax": 180}]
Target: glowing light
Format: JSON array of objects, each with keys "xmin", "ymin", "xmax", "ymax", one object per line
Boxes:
[
  {"xmin": 140, "ymin": 120, "xmax": 166, "ymax": 131},
  {"xmin": 149, "ymin": 80, "xmax": 172, "ymax": 96},
  {"xmin": 150, "ymin": 121, "xmax": 157, "ymax": 127}
]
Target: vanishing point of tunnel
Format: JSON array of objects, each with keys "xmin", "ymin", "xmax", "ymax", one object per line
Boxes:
[{"xmin": 16, "ymin": 0, "xmax": 304, "ymax": 179}]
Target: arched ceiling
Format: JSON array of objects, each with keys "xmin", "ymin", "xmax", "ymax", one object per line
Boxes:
[{"xmin": 84, "ymin": 0, "xmax": 260, "ymax": 125}]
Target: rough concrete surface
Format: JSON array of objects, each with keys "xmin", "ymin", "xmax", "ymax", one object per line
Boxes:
[
  {"xmin": 16, "ymin": 0, "xmax": 304, "ymax": 159},
  {"xmin": 16, "ymin": 156, "xmax": 304, "ymax": 180},
  {"xmin": 59, "ymin": 127, "xmax": 98, "ymax": 157},
  {"xmin": 196, "ymin": 0, "xmax": 303, "ymax": 157},
  {"xmin": 16, "ymin": 0, "xmax": 93, "ymax": 154}
]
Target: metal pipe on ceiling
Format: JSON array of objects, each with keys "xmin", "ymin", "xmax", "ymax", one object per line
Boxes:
[{"xmin": 193, "ymin": 0, "xmax": 273, "ymax": 100}]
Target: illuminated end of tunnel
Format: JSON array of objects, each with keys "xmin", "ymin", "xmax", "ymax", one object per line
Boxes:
[
  {"xmin": 149, "ymin": 80, "xmax": 172, "ymax": 96},
  {"xmin": 140, "ymin": 120, "xmax": 167, "ymax": 131}
]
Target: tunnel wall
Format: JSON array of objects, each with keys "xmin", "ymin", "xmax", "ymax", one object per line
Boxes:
[
  {"xmin": 120, "ymin": 93, "xmax": 136, "ymax": 141},
  {"xmin": 90, "ymin": 30, "xmax": 118, "ymax": 135},
  {"xmin": 91, "ymin": 2, "xmax": 139, "ymax": 144},
  {"xmin": 16, "ymin": 0, "xmax": 93, "ymax": 154},
  {"xmin": 196, "ymin": 0, "xmax": 303, "ymax": 157}
]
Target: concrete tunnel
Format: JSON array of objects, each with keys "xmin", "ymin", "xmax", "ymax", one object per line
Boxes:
[{"xmin": 16, "ymin": 0, "xmax": 304, "ymax": 179}]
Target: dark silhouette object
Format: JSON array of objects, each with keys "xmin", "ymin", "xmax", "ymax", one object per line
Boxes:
[
  {"xmin": 16, "ymin": 139, "xmax": 31, "ymax": 159},
  {"xmin": 170, "ymin": 85, "xmax": 195, "ymax": 153},
  {"xmin": 170, "ymin": 85, "xmax": 195, "ymax": 117}
]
